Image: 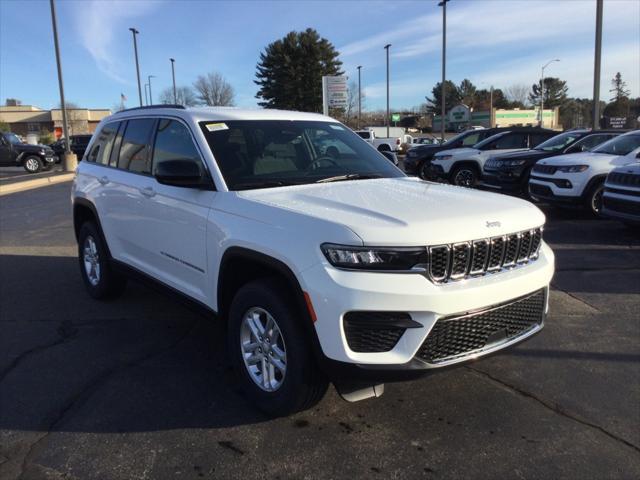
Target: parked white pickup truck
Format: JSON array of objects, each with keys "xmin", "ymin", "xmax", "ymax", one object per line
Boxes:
[{"xmin": 355, "ymin": 129, "xmax": 401, "ymax": 152}]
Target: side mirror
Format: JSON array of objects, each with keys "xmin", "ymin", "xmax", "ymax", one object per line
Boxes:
[
  {"xmin": 636, "ymin": 151, "xmax": 640, "ymax": 159},
  {"xmin": 155, "ymin": 158, "xmax": 214, "ymax": 190}
]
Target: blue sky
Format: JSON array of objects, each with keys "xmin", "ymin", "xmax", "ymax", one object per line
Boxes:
[{"xmin": 1, "ymin": 0, "xmax": 638, "ymax": 112}]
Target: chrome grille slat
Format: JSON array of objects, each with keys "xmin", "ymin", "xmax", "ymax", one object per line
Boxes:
[{"xmin": 427, "ymin": 227, "xmax": 543, "ymax": 284}]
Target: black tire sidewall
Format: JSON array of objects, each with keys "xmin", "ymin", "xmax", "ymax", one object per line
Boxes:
[
  {"xmin": 23, "ymin": 156, "xmax": 43, "ymax": 173},
  {"xmin": 586, "ymin": 182, "xmax": 604, "ymax": 216},
  {"xmin": 451, "ymin": 165, "xmax": 478, "ymax": 186},
  {"xmin": 227, "ymin": 280, "xmax": 320, "ymax": 416}
]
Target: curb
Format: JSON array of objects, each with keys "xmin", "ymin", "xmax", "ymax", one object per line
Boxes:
[{"xmin": 0, "ymin": 173, "xmax": 75, "ymax": 196}]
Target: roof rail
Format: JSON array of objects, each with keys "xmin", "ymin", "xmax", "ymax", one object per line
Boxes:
[{"xmin": 115, "ymin": 104, "xmax": 186, "ymax": 114}]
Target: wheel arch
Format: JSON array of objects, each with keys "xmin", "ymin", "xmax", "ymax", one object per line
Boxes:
[
  {"xmin": 72, "ymin": 198, "xmax": 114, "ymax": 259},
  {"xmin": 449, "ymin": 160, "xmax": 481, "ymax": 179},
  {"xmin": 217, "ymin": 247, "xmax": 321, "ymax": 352},
  {"xmin": 582, "ymin": 173, "xmax": 607, "ymax": 198}
]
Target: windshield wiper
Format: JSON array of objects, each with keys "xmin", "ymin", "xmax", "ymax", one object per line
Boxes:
[
  {"xmin": 233, "ymin": 180, "xmax": 295, "ymax": 190},
  {"xmin": 316, "ymin": 173, "xmax": 383, "ymax": 183}
]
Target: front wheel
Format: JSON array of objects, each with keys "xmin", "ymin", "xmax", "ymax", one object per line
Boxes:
[
  {"xmin": 450, "ymin": 165, "xmax": 479, "ymax": 187},
  {"xmin": 23, "ymin": 156, "xmax": 43, "ymax": 173},
  {"xmin": 585, "ymin": 182, "xmax": 604, "ymax": 216},
  {"xmin": 228, "ymin": 279, "xmax": 328, "ymax": 416}
]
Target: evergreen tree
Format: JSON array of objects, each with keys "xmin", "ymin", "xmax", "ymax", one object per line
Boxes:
[
  {"xmin": 255, "ymin": 29, "xmax": 342, "ymax": 112},
  {"xmin": 425, "ymin": 80, "xmax": 461, "ymax": 114},
  {"xmin": 458, "ymin": 79, "xmax": 477, "ymax": 107},
  {"xmin": 609, "ymin": 72, "xmax": 630, "ymax": 103},
  {"xmin": 528, "ymin": 77, "xmax": 568, "ymax": 109}
]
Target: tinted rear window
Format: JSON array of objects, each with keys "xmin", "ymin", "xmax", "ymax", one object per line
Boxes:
[{"xmin": 117, "ymin": 118, "xmax": 155, "ymax": 174}]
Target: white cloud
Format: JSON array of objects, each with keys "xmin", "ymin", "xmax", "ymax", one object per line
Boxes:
[{"xmin": 74, "ymin": 1, "xmax": 158, "ymax": 84}]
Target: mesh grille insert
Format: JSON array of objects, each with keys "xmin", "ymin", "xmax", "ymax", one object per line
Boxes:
[
  {"xmin": 343, "ymin": 312, "xmax": 412, "ymax": 353},
  {"xmin": 416, "ymin": 289, "xmax": 546, "ymax": 364}
]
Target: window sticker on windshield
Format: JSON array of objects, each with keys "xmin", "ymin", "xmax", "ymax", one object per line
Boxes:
[
  {"xmin": 329, "ymin": 124, "xmax": 345, "ymax": 130},
  {"xmin": 205, "ymin": 122, "xmax": 228, "ymax": 132}
]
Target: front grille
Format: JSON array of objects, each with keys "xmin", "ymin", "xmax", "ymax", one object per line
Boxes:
[
  {"xmin": 532, "ymin": 164, "xmax": 557, "ymax": 175},
  {"xmin": 607, "ymin": 172, "xmax": 640, "ymax": 187},
  {"xmin": 343, "ymin": 312, "xmax": 411, "ymax": 352},
  {"xmin": 416, "ymin": 289, "xmax": 546, "ymax": 364},
  {"xmin": 427, "ymin": 227, "xmax": 543, "ymax": 284},
  {"xmin": 603, "ymin": 196, "xmax": 640, "ymax": 216}
]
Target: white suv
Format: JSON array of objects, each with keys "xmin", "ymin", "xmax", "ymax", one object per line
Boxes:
[
  {"xmin": 71, "ymin": 106, "xmax": 555, "ymax": 416},
  {"xmin": 603, "ymin": 161, "xmax": 640, "ymax": 226},
  {"xmin": 529, "ymin": 130, "xmax": 640, "ymax": 215}
]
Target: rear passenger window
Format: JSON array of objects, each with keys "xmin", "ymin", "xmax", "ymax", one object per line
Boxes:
[
  {"xmin": 152, "ymin": 119, "xmax": 203, "ymax": 174},
  {"xmin": 530, "ymin": 133, "xmax": 553, "ymax": 147},
  {"xmin": 118, "ymin": 118, "xmax": 155, "ymax": 174},
  {"xmin": 87, "ymin": 123, "xmax": 118, "ymax": 164}
]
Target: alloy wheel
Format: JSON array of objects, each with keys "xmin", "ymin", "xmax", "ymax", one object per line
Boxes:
[
  {"xmin": 83, "ymin": 236, "xmax": 101, "ymax": 286},
  {"xmin": 454, "ymin": 169, "xmax": 475, "ymax": 187},
  {"xmin": 591, "ymin": 185, "xmax": 604, "ymax": 214},
  {"xmin": 240, "ymin": 307, "xmax": 287, "ymax": 392},
  {"xmin": 25, "ymin": 158, "xmax": 40, "ymax": 172}
]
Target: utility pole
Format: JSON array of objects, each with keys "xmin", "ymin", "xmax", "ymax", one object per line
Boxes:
[
  {"xmin": 170, "ymin": 58, "xmax": 177, "ymax": 104},
  {"xmin": 384, "ymin": 44, "xmax": 391, "ymax": 138},
  {"xmin": 357, "ymin": 65, "xmax": 362, "ymax": 130},
  {"xmin": 148, "ymin": 75, "xmax": 156, "ymax": 105},
  {"xmin": 540, "ymin": 59, "xmax": 560, "ymax": 127},
  {"xmin": 438, "ymin": 0, "xmax": 449, "ymax": 142},
  {"xmin": 129, "ymin": 28, "xmax": 143, "ymax": 106},
  {"xmin": 592, "ymin": 0, "xmax": 603, "ymax": 130},
  {"xmin": 49, "ymin": 0, "xmax": 70, "ymax": 157}
]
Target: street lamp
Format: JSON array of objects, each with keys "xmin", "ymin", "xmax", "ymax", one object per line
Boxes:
[
  {"xmin": 357, "ymin": 65, "xmax": 362, "ymax": 130},
  {"xmin": 540, "ymin": 59, "xmax": 560, "ymax": 127},
  {"xmin": 129, "ymin": 28, "xmax": 143, "ymax": 107},
  {"xmin": 148, "ymin": 75, "xmax": 156, "ymax": 105},
  {"xmin": 592, "ymin": 0, "xmax": 603, "ymax": 130},
  {"xmin": 144, "ymin": 83, "xmax": 149, "ymax": 106},
  {"xmin": 170, "ymin": 58, "xmax": 177, "ymax": 104},
  {"xmin": 49, "ymin": 0, "xmax": 70, "ymax": 158},
  {"xmin": 384, "ymin": 44, "xmax": 391, "ymax": 138},
  {"xmin": 438, "ymin": 0, "xmax": 450, "ymax": 142}
]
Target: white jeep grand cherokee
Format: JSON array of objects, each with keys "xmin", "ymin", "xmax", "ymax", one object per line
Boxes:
[{"xmin": 71, "ymin": 106, "xmax": 554, "ymax": 416}]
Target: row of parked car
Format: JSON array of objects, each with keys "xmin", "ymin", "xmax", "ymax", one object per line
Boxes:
[
  {"xmin": 404, "ymin": 127, "xmax": 640, "ymax": 226},
  {"xmin": 0, "ymin": 132, "xmax": 91, "ymax": 173}
]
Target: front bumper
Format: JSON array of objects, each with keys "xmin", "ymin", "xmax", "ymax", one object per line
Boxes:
[
  {"xmin": 421, "ymin": 163, "xmax": 447, "ymax": 182},
  {"xmin": 481, "ymin": 169, "xmax": 528, "ymax": 194},
  {"xmin": 302, "ymin": 243, "xmax": 554, "ymax": 380},
  {"xmin": 602, "ymin": 189, "xmax": 640, "ymax": 222},
  {"xmin": 528, "ymin": 173, "xmax": 588, "ymax": 204}
]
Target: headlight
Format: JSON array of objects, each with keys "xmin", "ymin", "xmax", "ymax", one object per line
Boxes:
[
  {"xmin": 434, "ymin": 155, "xmax": 452, "ymax": 161},
  {"xmin": 557, "ymin": 165, "xmax": 588, "ymax": 173},
  {"xmin": 503, "ymin": 159, "xmax": 526, "ymax": 167},
  {"xmin": 321, "ymin": 243, "xmax": 428, "ymax": 271}
]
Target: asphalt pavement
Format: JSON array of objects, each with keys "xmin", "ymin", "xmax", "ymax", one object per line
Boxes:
[{"xmin": 1, "ymin": 182, "xmax": 639, "ymax": 480}]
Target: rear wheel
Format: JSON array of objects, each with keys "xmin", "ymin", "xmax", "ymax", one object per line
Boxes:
[
  {"xmin": 450, "ymin": 165, "xmax": 479, "ymax": 187},
  {"xmin": 77, "ymin": 222, "xmax": 127, "ymax": 299},
  {"xmin": 23, "ymin": 156, "xmax": 43, "ymax": 173},
  {"xmin": 228, "ymin": 279, "xmax": 328, "ymax": 416}
]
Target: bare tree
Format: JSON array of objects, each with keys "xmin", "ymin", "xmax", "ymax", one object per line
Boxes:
[
  {"xmin": 159, "ymin": 86, "xmax": 199, "ymax": 106},
  {"xmin": 59, "ymin": 102, "xmax": 88, "ymax": 135},
  {"xmin": 193, "ymin": 72, "xmax": 235, "ymax": 106},
  {"xmin": 505, "ymin": 84, "xmax": 530, "ymax": 107}
]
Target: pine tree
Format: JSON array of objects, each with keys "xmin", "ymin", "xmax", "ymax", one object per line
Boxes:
[
  {"xmin": 609, "ymin": 72, "xmax": 630, "ymax": 103},
  {"xmin": 255, "ymin": 29, "xmax": 342, "ymax": 112},
  {"xmin": 528, "ymin": 77, "xmax": 568, "ymax": 108}
]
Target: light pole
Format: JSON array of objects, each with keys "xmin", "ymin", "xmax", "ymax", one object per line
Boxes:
[
  {"xmin": 129, "ymin": 28, "xmax": 143, "ymax": 107},
  {"xmin": 592, "ymin": 0, "xmax": 603, "ymax": 130},
  {"xmin": 144, "ymin": 83, "xmax": 149, "ymax": 106},
  {"xmin": 384, "ymin": 44, "xmax": 391, "ymax": 138},
  {"xmin": 540, "ymin": 59, "xmax": 560, "ymax": 127},
  {"xmin": 357, "ymin": 65, "xmax": 362, "ymax": 130},
  {"xmin": 438, "ymin": 0, "xmax": 449, "ymax": 141},
  {"xmin": 49, "ymin": 0, "xmax": 70, "ymax": 157},
  {"xmin": 148, "ymin": 75, "xmax": 156, "ymax": 105},
  {"xmin": 490, "ymin": 85, "xmax": 494, "ymax": 127},
  {"xmin": 170, "ymin": 58, "xmax": 177, "ymax": 104}
]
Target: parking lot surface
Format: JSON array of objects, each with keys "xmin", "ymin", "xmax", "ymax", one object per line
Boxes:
[{"xmin": 1, "ymin": 182, "xmax": 639, "ymax": 480}]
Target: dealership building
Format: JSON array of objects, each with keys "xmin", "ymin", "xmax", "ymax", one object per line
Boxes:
[
  {"xmin": 433, "ymin": 104, "xmax": 560, "ymax": 131},
  {"xmin": 0, "ymin": 105, "xmax": 111, "ymax": 143}
]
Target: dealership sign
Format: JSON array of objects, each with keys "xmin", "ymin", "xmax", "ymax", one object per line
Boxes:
[{"xmin": 322, "ymin": 75, "xmax": 348, "ymax": 114}]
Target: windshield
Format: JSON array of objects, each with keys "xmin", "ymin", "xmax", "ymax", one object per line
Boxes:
[
  {"xmin": 592, "ymin": 134, "xmax": 640, "ymax": 156},
  {"xmin": 199, "ymin": 120, "xmax": 404, "ymax": 190},
  {"xmin": 535, "ymin": 131, "xmax": 585, "ymax": 151},
  {"xmin": 473, "ymin": 131, "xmax": 509, "ymax": 149},
  {"xmin": 4, "ymin": 133, "xmax": 23, "ymax": 145}
]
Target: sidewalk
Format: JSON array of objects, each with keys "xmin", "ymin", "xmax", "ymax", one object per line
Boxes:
[{"xmin": 0, "ymin": 166, "xmax": 75, "ymax": 196}]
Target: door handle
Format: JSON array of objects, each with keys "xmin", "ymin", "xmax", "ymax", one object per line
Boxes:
[
  {"xmin": 139, "ymin": 186, "xmax": 156, "ymax": 198},
  {"xmin": 98, "ymin": 176, "xmax": 109, "ymax": 185}
]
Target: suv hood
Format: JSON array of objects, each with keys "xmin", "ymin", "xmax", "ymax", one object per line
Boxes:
[
  {"xmin": 14, "ymin": 143, "xmax": 54, "ymax": 153},
  {"xmin": 435, "ymin": 147, "xmax": 479, "ymax": 159},
  {"xmin": 238, "ymin": 177, "xmax": 545, "ymax": 246},
  {"xmin": 492, "ymin": 149, "xmax": 551, "ymax": 161},
  {"xmin": 538, "ymin": 151, "xmax": 614, "ymax": 166}
]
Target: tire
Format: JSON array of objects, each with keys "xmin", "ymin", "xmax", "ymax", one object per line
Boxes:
[
  {"xmin": 419, "ymin": 162, "xmax": 430, "ymax": 180},
  {"xmin": 377, "ymin": 144, "xmax": 391, "ymax": 152},
  {"xmin": 23, "ymin": 156, "xmax": 43, "ymax": 173},
  {"xmin": 584, "ymin": 181, "xmax": 604, "ymax": 216},
  {"xmin": 227, "ymin": 279, "xmax": 328, "ymax": 416},
  {"xmin": 77, "ymin": 222, "xmax": 127, "ymax": 300},
  {"xmin": 450, "ymin": 164, "xmax": 479, "ymax": 187}
]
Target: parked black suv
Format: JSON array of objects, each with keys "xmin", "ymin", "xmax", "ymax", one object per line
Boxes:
[
  {"xmin": 50, "ymin": 134, "xmax": 93, "ymax": 161},
  {"xmin": 481, "ymin": 129, "xmax": 622, "ymax": 195},
  {"xmin": 0, "ymin": 132, "xmax": 58, "ymax": 173},
  {"xmin": 404, "ymin": 127, "xmax": 504, "ymax": 178}
]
